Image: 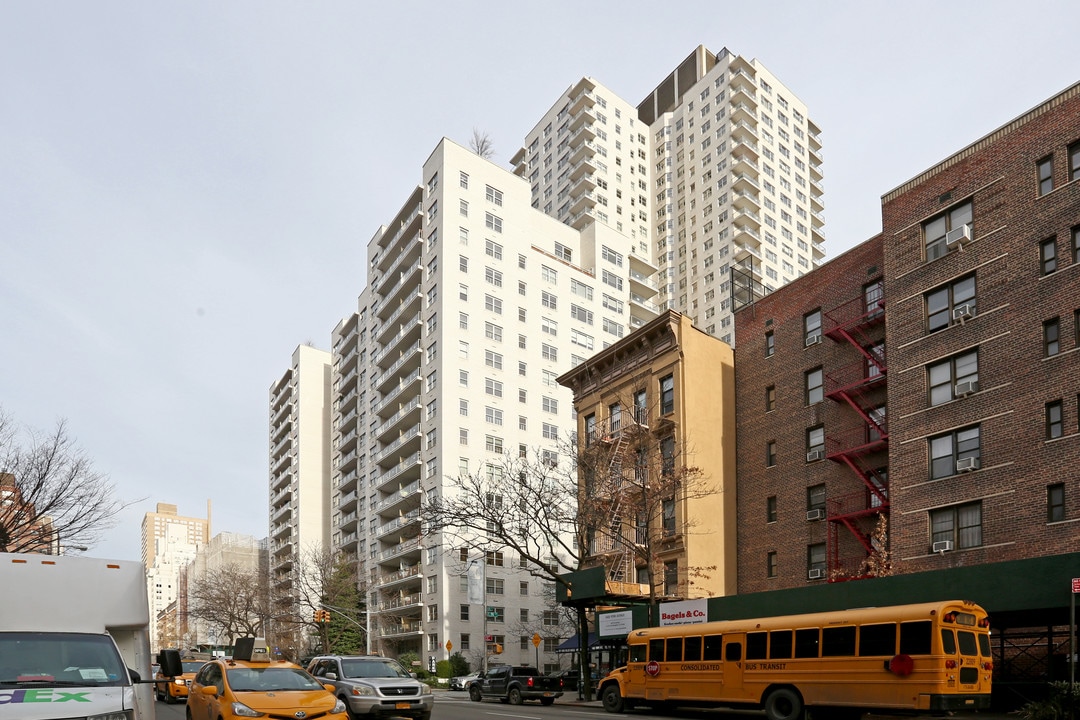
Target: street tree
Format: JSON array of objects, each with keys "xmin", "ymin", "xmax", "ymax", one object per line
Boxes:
[
  {"xmin": 0, "ymin": 408, "xmax": 132, "ymax": 553},
  {"xmin": 294, "ymin": 547, "xmax": 366, "ymax": 654},
  {"xmin": 186, "ymin": 563, "xmax": 276, "ymax": 643}
]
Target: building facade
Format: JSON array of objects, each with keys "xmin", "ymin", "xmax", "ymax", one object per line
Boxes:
[
  {"xmin": 558, "ymin": 311, "xmax": 738, "ymax": 600},
  {"xmin": 268, "ymin": 344, "xmax": 332, "ymax": 606},
  {"xmin": 140, "ymin": 502, "xmax": 210, "ymax": 570},
  {"xmin": 733, "ymin": 81, "xmax": 1080, "ymax": 592}
]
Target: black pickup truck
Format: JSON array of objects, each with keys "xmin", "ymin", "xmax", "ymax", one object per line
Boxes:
[{"xmin": 468, "ymin": 665, "xmax": 563, "ymax": 705}]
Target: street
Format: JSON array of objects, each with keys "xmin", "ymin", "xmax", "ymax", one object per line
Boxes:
[{"xmin": 153, "ymin": 690, "xmax": 1017, "ymax": 720}]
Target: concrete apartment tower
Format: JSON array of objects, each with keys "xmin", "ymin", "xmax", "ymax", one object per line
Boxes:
[
  {"xmin": 141, "ymin": 502, "xmax": 210, "ymax": 570},
  {"xmin": 268, "ymin": 344, "xmax": 332, "ymax": 608},
  {"xmin": 330, "ymin": 137, "xmax": 661, "ymax": 668},
  {"xmin": 513, "ymin": 46, "xmax": 825, "ymax": 345}
]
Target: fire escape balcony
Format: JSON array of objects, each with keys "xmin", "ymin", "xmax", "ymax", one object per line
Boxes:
[
  {"xmin": 825, "ymin": 360, "xmax": 886, "ymax": 401},
  {"xmin": 824, "ymin": 294, "xmax": 886, "ymax": 348},
  {"xmin": 826, "ymin": 423, "xmax": 887, "ymax": 463}
]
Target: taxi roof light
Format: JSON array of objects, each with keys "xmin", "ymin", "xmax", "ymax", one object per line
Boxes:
[{"xmin": 233, "ymin": 637, "xmax": 271, "ymax": 663}]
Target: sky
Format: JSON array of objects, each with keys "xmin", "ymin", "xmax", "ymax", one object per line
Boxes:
[{"xmin": 2, "ymin": 1, "xmax": 1078, "ymax": 563}]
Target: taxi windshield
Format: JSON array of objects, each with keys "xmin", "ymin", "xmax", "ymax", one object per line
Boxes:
[
  {"xmin": 227, "ymin": 666, "xmax": 324, "ymax": 692},
  {"xmin": 181, "ymin": 662, "xmax": 205, "ymax": 674},
  {"xmin": 340, "ymin": 658, "xmax": 412, "ymax": 679}
]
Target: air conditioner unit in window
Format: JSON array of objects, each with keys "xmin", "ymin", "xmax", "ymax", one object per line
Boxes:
[
  {"xmin": 956, "ymin": 457, "xmax": 980, "ymax": 473},
  {"xmin": 807, "ymin": 568, "xmax": 825, "ymax": 580},
  {"xmin": 806, "ymin": 449, "xmax": 825, "ymax": 462},
  {"xmin": 945, "ymin": 224, "xmax": 972, "ymax": 248},
  {"xmin": 933, "ymin": 540, "xmax": 954, "ymax": 553},
  {"xmin": 805, "ymin": 334, "xmax": 823, "ymax": 347},
  {"xmin": 806, "ymin": 508, "xmax": 825, "ymax": 521},
  {"xmin": 953, "ymin": 304, "xmax": 974, "ymax": 323},
  {"xmin": 955, "ymin": 380, "xmax": 980, "ymax": 397}
]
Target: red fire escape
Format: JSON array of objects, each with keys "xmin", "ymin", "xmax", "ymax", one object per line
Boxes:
[{"xmin": 822, "ymin": 293, "xmax": 888, "ymax": 581}]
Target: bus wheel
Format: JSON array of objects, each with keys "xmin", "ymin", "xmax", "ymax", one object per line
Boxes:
[
  {"xmin": 764, "ymin": 687, "xmax": 803, "ymax": 720},
  {"xmin": 601, "ymin": 685, "xmax": 625, "ymax": 714}
]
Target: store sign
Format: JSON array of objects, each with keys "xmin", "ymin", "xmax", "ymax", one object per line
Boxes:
[{"xmin": 659, "ymin": 599, "xmax": 708, "ymax": 626}]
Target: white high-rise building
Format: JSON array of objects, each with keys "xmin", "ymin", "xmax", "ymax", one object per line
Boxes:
[
  {"xmin": 268, "ymin": 344, "xmax": 332, "ymax": 607},
  {"xmin": 147, "ymin": 522, "xmax": 200, "ymax": 652},
  {"xmin": 330, "ymin": 138, "xmax": 659, "ymax": 666},
  {"xmin": 514, "ymin": 46, "xmax": 825, "ymax": 344}
]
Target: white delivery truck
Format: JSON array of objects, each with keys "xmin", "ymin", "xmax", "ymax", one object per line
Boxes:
[{"xmin": 0, "ymin": 552, "xmax": 168, "ymax": 720}]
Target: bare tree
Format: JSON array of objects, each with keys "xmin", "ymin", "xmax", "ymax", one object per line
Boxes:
[
  {"xmin": 0, "ymin": 408, "xmax": 132, "ymax": 553},
  {"xmin": 186, "ymin": 564, "xmax": 276, "ymax": 643},
  {"xmin": 294, "ymin": 547, "xmax": 366, "ymax": 654},
  {"xmin": 469, "ymin": 128, "xmax": 495, "ymax": 160}
]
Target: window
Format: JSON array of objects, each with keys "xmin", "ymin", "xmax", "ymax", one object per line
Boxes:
[
  {"xmin": 1070, "ymin": 141, "xmax": 1080, "ymax": 183},
  {"xmin": 1074, "ymin": 226, "xmax": 1080, "ymax": 264},
  {"xmin": 571, "ymin": 278, "xmax": 593, "ymax": 299},
  {"xmin": 485, "ymin": 407, "xmax": 503, "ymax": 426},
  {"xmin": 459, "ymin": 255, "xmax": 468, "ymax": 272},
  {"xmin": 807, "ymin": 543, "xmax": 826, "ymax": 577},
  {"xmin": 555, "ymin": 243, "xmax": 572, "ymax": 262},
  {"xmin": 766, "ymin": 385, "xmax": 776, "ymax": 411},
  {"xmin": 541, "ymin": 291, "xmax": 557, "ymax": 310},
  {"xmin": 571, "ymin": 304, "xmax": 594, "ymax": 325},
  {"xmin": 485, "ymin": 267, "xmax": 503, "ymax": 287},
  {"xmin": 1048, "ymin": 484, "xmax": 1065, "ymax": 523},
  {"xmin": 806, "ymin": 425, "xmax": 825, "ymax": 456},
  {"xmin": 1037, "ymin": 155, "xmax": 1054, "ymax": 196},
  {"xmin": 928, "ymin": 350, "xmax": 979, "ymax": 406},
  {"xmin": 542, "ymin": 396, "xmax": 558, "ymax": 414},
  {"xmin": 485, "ymin": 238, "xmax": 503, "ymax": 260},
  {"xmin": 924, "ymin": 200, "xmax": 972, "ymax": 261},
  {"xmin": 660, "ymin": 374, "xmax": 674, "ymax": 415},
  {"xmin": 541, "ymin": 265, "xmax": 557, "ymax": 283},
  {"xmin": 865, "ymin": 279, "xmax": 884, "ymax": 317},
  {"xmin": 1047, "ymin": 400, "xmax": 1064, "ymax": 439},
  {"xmin": 484, "ymin": 378, "xmax": 503, "ymax": 397},
  {"xmin": 486, "ymin": 551, "xmax": 504, "ymax": 568},
  {"xmin": 484, "ymin": 350, "xmax": 503, "ymax": 370},
  {"xmin": 485, "ymin": 185, "xmax": 503, "ymax": 206},
  {"xmin": 766, "ymin": 441, "xmax": 777, "ymax": 467},
  {"xmin": 804, "ymin": 310, "xmax": 821, "ymax": 345},
  {"xmin": 767, "ymin": 551, "xmax": 778, "ymax": 578},
  {"xmin": 805, "ymin": 367, "xmax": 824, "ymax": 405},
  {"xmin": 931, "ymin": 502, "xmax": 982, "ymax": 549},
  {"xmin": 1041, "ymin": 238, "xmax": 1058, "ymax": 275},
  {"xmin": 767, "ymin": 496, "xmax": 777, "ymax": 523},
  {"xmin": 807, "ymin": 484, "xmax": 826, "ymax": 511},
  {"xmin": 460, "ymin": 605, "xmax": 470, "ymax": 621},
  {"xmin": 663, "ymin": 560, "xmax": 678, "ymax": 595},
  {"xmin": 485, "ymin": 322, "xmax": 502, "ymax": 342},
  {"xmin": 662, "ymin": 499, "xmax": 676, "ymax": 536},
  {"xmin": 485, "ymin": 435, "xmax": 503, "ymax": 453},
  {"xmin": 929, "ymin": 425, "xmax": 981, "ymax": 479},
  {"xmin": 926, "ymin": 275, "xmax": 976, "ymax": 332},
  {"xmin": 485, "ymin": 213, "xmax": 503, "ymax": 233},
  {"xmin": 520, "ymin": 581, "xmax": 529, "ymax": 595},
  {"xmin": 541, "ymin": 343, "xmax": 557, "ymax": 361},
  {"xmin": 1045, "ymin": 318, "xmax": 1060, "ymax": 356},
  {"xmin": 460, "ymin": 199, "xmax": 469, "ymax": 217},
  {"xmin": 765, "ymin": 330, "xmax": 775, "ymax": 357}
]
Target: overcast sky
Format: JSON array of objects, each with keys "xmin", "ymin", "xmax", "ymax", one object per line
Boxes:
[{"xmin": 3, "ymin": 2, "xmax": 1077, "ymax": 563}]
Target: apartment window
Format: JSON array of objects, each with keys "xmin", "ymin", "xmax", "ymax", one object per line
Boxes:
[
  {"xmin": 486, "ymin": 551, "xmax": 504, "ymax": 568},
  {"xmin": 485, "ymin": 322, "xmax": 502, "ymax": 342},
  {"xmin": 485, "ymin": 407, "xmax": 503, "ymax": 426},
  {"xmin": 486, "ymin": 606, "xmax": 504, "ymax": 622},
  {"xmin": 485, "ymin": 213, "xmax": 503, "ymax": 233},
  {"xmin": 807, "ymin": 543, "xmax": 826, "ymax": 577},
  {"xmin": 602, "ymin": 245, "xmax": 624, "ymax": 266},
  {"xmin": 484, "ymin": 378, "xmax": 503, "ymax": 397},
  {"xmin": 460, "ymin": 605, "xmax": 470, "ymax": 622},
  {"xmin": 928, "ymin": 350, "xmax": 979, "ymax": 406},
  {"xmin": 459, "ymin": 428, "xmax": 468, "ymax": 445},
  {"xmin": 484, "ymin": 239, "xmax": 503, "ymax": 261},
  {"xmin": 554, "ymin": 242, "xmax": 572, "ymax": 262},
  {"xmin": 541, "ymin": 265, "xmax": 557, "ymax": 283},
  {"xmin": 1047, "ymin": 400, "xmax": 1064, "ymax": 439},
  {"xmin": 663, "ymin": 560, "xmax": 678, "ymax": 595},
  {"xmin": 766, "ymin": 385, "xmax": 776, "ymax": 411},
  {"xmin": 661, "ymin": 498, "xmax": 676, "ymax": 536},
  {"xmin": 520, "ymin": 581, "xmax": 529, "ymax": 595},
  {"xmin": 660, "ymin": 374, "xmax": 674, "ymax": 415},
  {"xmin": 1048, "ymin": 484, "xmax": 1066, "ymax": 523},
  {"xmin": 518, "ymin": 307, "xmax": 526, "ymax": 322},
  {"xmin": 459, "ymin": 255, "xmax": 468, "ymax": 273},
  {"xmin": 542, "ymin": 397, "xmax": 558, "ymax": 414},
  {"xmin": 1074, "ymin": 226, "xmax": 1080, "ymax": 263},
  {"xmin": 766, "ymin": 441, "xmax": 777, "ymax": 467},
  {"xmin": 767, "ymin": 496, "xmax": 777, "ymax": 523},
  {"xmin": 1070, "ymin": 141, "xmax": 1080, "ymax": 182},
  {"xmin": 926, "ymin": 275, "xmax": 976, "ymax": 332},
  {"xmin": 660, "ymin": 436, "xmax": 675, "ymax": 476},
  {"xmin": 931, "ymin": 502, "xmax": 982, "ymax": 550},
  {"xmin": 1037, "ymin": 155, "xmax": 1054, "ymax": 196},
  {"xmin": 767, "ymin": 551, "xmax": 778, "ymax": 578},
  {"xmin": 485, "ymin": 267, "xmax": 503, "ymax": 287},
  {"xmin": 427, "ymin": 575, "xmax": 438, "ymax": 593},
  {"xmin": 458, "ymin": 312, "xmax": 468, "ymax": 331},
  {"xmin": 765, "ymin": 330, "xmax": 775, "ymax": 357},
  {"xmin": 518, "ymin": 361, "xmax": 526, "ymax": 377},
  {"xmin": 570, "ymin": 278, "xmax": 593, "ymax": 299},
  {"xmin": 929, "ymin": 425, "xmax": 981, "ymax": 479},
  {"xmin": 542, "ymin": 317, "xmax": 558, "ymax": 337},
  {"xmin": 1045, "ymin": 318, "xmax": 1060, "ymax": 356},
  {"xmin": 804, "ymin": 310, "xmax": 822, "ymax": 345},
  {"xmin": 924, "ymin": 200, "xmax": 972, "ymax": 261},
  {"xmin": 807, "ymin": 484, "xmax": 826, "ymax": 512},
  {"xmin": 805, "ymin": 367, "xmax": 824, "ymax": 405},
  {"xmin": 459, "ymin": 370, "xmax": 468, "ymax": 387},
  {"xmin": 484, "ymin": 350, "xmax": 503, "ymax": 370},
  {"xmin": 1041, "ymin": 237, "xmax": 1058, "ymax": 275},
  {"xmin": 571, "ymin": 304, "xmax": 594, "ymax": 325},
  {"xmin": 542, "ymin": 344, "xmax": 557, "ymax": 361},
  {"xmin": 485, "ymin": 435, "xmax": 503, "ymax": 453},
  {"xmin": 806, "ymin": 425, "xmax": 825, "ymax": 456},
  {"xmin": 485, "ymin": 185, "xmax": 503, "ymax": 206},
  {"xmin": 459, "ymin": 199, "xmax": 469, "ymax": 217}
]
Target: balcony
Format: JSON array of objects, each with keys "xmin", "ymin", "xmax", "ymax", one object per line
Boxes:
[
  {"xmin": 270, "ymin": 522, "xmax": 291, "ymax": 541},
  {"xmin": 730, "ymin": 102, "xmax": 757, "ymax": 125},
  {"xmin": 374, "ymin": 235, "xmax": 422, "ymax": 294},
  {"xmin": 731, "ymin": 188, "xmax": 760, "ymax": 212},
  {"xmin": 568, "ymin": 80, "xmax": 597, "ymax": 114},
  {"xmin": 375, "ymin": 564, "xmax": 421, "ymax": 590},
  {"xmin": 376, "ymin": 200, "xmax": 422, "ymax": 256},
  {"xmin": 569, "ymin": 104, "xmax": 596, "ymax": 133},
  {"xmin": 377, "ymin": 453, "xmax": 422, "ymax": 495},
  {"xmin": 569, "ymin": 189, "xmax": 597, "ymax": 217},
  {"xmin": 731, "ymin": 120, "xmax": 758, "ymax": 145},
  {"xmin": 378, "ymin": 620, "xmax": 423, "ymax": 638},
  {"xmin": 570, "ymin": 171, "xmax": 598, "ymax": 196},
  {"xmin": 374, "ymin": 339, "xmax": 422, "ymax": 380},
  {"xmin": 569, "ymin": 139, "xmax": 598, "ymax": 165},
  {"xmin": 376, "ymin": 508, "xmax": 421, "ymax": 539},
  {"xmin": 628, "ymin": 268, "xmax": 657, "ymax": 297},
  {"xmin": 270, "ymin": 467, "xmax": 292, "ymax": 493},
  {"xmin": 270, "ymin": 398, "xmax": 292, "ymax": 426},
  {"xmin": 733, "ymin": 207, "xmax": 761, "ymax": 230},
  {"xmin": 731, "ymin": 151, "xmax": 758, "ymax": 177},
  {"xmin": 375, "ymin": 424, "xmax": 422, "ymax": 467},
  {"xmin": 826, "ymin": 424, "xmax": 888, "ymax": 462},
  {"xmin": 375, "ymin": 289, "xmax": 423, "ymax": 335},
  {"xmin": 271, "ymin": 504, "xmax": 293, "ymax": 523},
  {"xmin": 377, "ymin": 262, "xmax": 423, "ymax": 311},
  {"xmin": 375, "ymin": 479, "xmax": 421, "ymax": 514},
  {"xmin": 732, "ymin": 171, "xmax": 760, "ymax": 192},
  {"xmin": 378, "ymin": 536, "xmax": 421, "ymax": 562},
  {"xmin": 338, "ymin": 491, "xmax": 358, "ymax": 513},
  {"xmin": 825, "ymin": 360, "xmax": 886, "ymax": 401},
  {"xmin": 568, "ymin": 154, "xmax": 598, "ymax": 181},
  {"xmin": 375, "ymin": 376, "xmax": 422, "ymax": 421},
  {"xmin": 375, "ymin": 314, "xmax": 422, "ymax": 356},
  {"xmin": 733, "ymin": 242, "xmax": 762, "ymax": 262}
]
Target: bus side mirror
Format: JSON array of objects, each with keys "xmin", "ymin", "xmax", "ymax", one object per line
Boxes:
[{"xmin": 158, "ymin": 649, "xmax": 184, "ymax": 678}]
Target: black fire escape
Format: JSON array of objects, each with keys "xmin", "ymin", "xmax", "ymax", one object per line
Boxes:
[{"xmin": 822, "ymin": 292, "xmax": 888, "ymax": 581}]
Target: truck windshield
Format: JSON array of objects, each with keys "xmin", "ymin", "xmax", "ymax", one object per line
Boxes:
[{"xmin": 0, "ymin": 632, "xmax": 129, "ymax": 687}]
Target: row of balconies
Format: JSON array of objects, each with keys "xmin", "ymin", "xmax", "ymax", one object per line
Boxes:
[
  {"xmin": 375, "ymin": 203, "xmax": 422, "ymax": 256},
  {"xmin": 374, "ymin": 235, "xmax": 422, "ymax": 297},
  {"xmin": 374, "ymin": 341, "xmax": 422, "ymax": 386},
  {"xmin": 376, "ymin": 451, "xmax": 422, "ymax": 492}
]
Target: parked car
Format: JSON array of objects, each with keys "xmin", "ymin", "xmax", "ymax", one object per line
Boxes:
[
  {"xmin": 547, "ymin": 668, "xmax": 579, "ymax": 691},
  {"xmin": 308, "ymin": 654, "xmax": 433, "ymax": 720},
  {"xmin": 449, "ymin": 672, "xmax": 481, "ymax": 691},
  {"xmin": 469, "ymin": 664, "xmax": 562, "ymax": 705}
]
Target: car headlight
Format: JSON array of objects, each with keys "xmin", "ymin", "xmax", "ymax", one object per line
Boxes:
[
  {"xmin": 88, "ymin": 712, "xmax": 133, "ymax": 720},
  {"xmin": 349, "ymin": 685, "xmax": 375, "ymax": 696},
  {"xmin": 230, "ymin": 701, "xmax": 265, "ymax": 717},
  {"xmin": 420, "ymin": 684, "xmax": 432, "ymax": 696},
  {"xmin": 174, "ymin": 679, "xmax": 187, "ymax": 686},
  {"xmin": 332, "ymin": 698, "xmax": 348, "ymax": 714}
]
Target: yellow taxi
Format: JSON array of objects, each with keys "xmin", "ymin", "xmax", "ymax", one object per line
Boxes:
[
  {"xmin": 156, "ymin": 658, "xmax": 207, "ymax": 703},
  {"xmin": 187, "ymin": 638, "xmax": 348, "ymax": 720}
]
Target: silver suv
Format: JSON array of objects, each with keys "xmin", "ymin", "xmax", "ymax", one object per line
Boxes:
[{"xmin": 307, "ymin": 655, "xmax": 432, "ymax": 720}]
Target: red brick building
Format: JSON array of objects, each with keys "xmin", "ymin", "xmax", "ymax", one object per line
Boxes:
[{"xmin": 734, "ymin": 81, "xmax": 1080, "ymax": 592}]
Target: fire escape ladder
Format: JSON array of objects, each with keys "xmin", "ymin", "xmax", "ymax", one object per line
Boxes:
[{"xmin": 604, "ymin": 433, "xmax": 633, "ymax": 582}]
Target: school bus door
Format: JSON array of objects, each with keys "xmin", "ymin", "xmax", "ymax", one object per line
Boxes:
[{"xmin": 723, "ymin": 635, "xmax": 744, "ymax": 695}]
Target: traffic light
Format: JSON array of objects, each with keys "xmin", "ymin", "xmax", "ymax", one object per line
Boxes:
[
  {"xmin": 494, "ymin": 643, "xmax": 503, "ymax": 654},
  {"xmin": 312, "ymin": 610, "xmax": 320, "ymax": 623},
  {"xmin": 320, "ymin": 610, "xmax": 332, "ymax": 623}
]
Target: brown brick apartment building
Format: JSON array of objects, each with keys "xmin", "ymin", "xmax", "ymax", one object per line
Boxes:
[{"xmin": 734, "ymin": 81, "xmax": 1080, "ymax": 593}]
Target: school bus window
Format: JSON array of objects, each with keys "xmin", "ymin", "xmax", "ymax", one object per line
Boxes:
[
  {"xmin": 957, "ymin": 631, "xmax": 978, "ymax": 656},
  {"xmin": 770, "ymin": 630, "xmax": 793, "ymax": 659},
  {"xmin": 746, "ymin": 632, "xmax": 767, "ymax": 659},
  {"xmin": 794, "ymin": 628, "xmax": 819, "ymax": 658},
  {"xmin": 666, "ymin": 638, "xmax": 683, "ymax": 662},
  {"xmin": 649, "ymin": 638, "xmax": 665, "ymax": 661},
  {"xmin": 723, "ymin": 641, "xmax": 741, "ymax": 662},
  {"xmin": 684, "ymin": 635, "xmax": 702, "ymax": 661},
  {"xmin": 941, "ymin": 628, "xmax": 956, "ymax": 654},
  {"xmin": 899, "ymin": 620, "xmax": 932, "ymax": 655},
  {"xmin": 821, "ymin": 625, "xmax": 856, "ymax": 656},
  {"xmin": 978, "ymin": 633, "xmax": 991, "ymax": 656},
  {"xmin": 859, "ymin": 622, "xmax": 897, "ymax": 656},
  {"xmin": 628, "ymin": 643, "xmax": 647, "ymax": 663},
  {"xmin": 704, "ymin": 635, "xmax": 723, "ymax": 661}
]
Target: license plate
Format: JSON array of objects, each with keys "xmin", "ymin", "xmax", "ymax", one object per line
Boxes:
[
  {"xmin": 543, "ymin": 692, "xmax": 553, "ymax": 697},
  {"xmin": 395, "ymin": 702, "xmax": 411, "ymax": 709}
]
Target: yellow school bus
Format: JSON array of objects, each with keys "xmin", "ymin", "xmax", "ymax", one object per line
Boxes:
[{"xmin": 598, "ymin": 600, "xmax": 992, "ymax": 720}]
